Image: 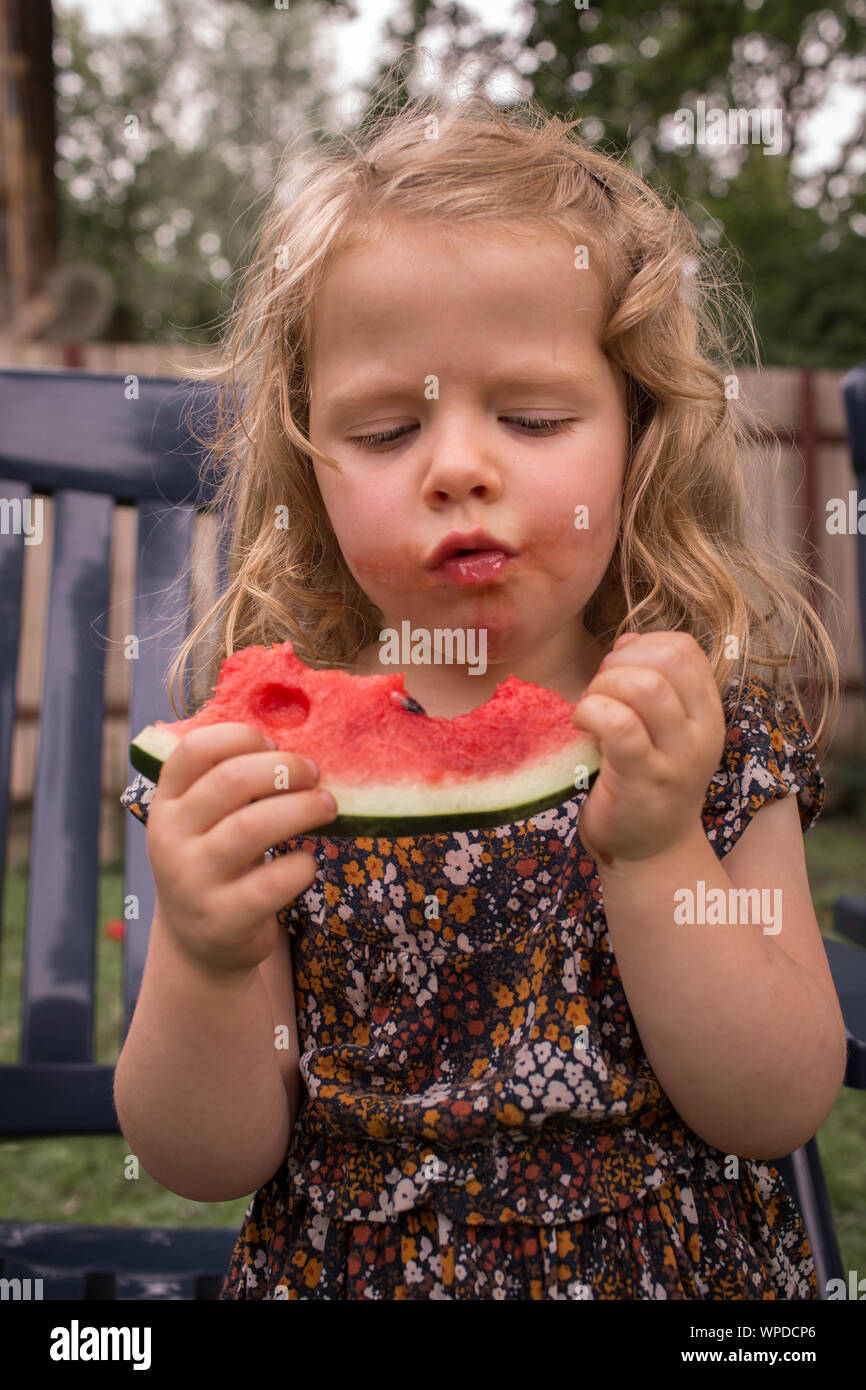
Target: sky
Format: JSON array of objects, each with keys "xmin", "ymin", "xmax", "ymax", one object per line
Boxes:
[{"xmin": 56, "ymin": 0, "xmax": 865, "ymax": 179}]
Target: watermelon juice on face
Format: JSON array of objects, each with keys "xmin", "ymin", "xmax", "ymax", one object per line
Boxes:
[{"xmin": 304, "ymin": 214, "xmax": 628, "ymax": 713}]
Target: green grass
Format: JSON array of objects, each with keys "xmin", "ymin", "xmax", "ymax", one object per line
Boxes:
[
  {"xmin": 0, "ymin": 861, "xmax": 250, "ymax": 1232},
  {"xmin": 1, "ymin": 821, "xmax": 864, "ymax": 1275}
]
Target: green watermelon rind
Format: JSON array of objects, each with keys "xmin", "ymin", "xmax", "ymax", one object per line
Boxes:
[
  {"xmin": 130, "ymin": 725, "xmax": 179, "ymax": 785},
  {"xmin": 309, "ymin": 774, "xmax": 601, "ymax": 837},
  {"xmin": 129, "ymin": 722, "xmax": 601, "ymax": 837}
]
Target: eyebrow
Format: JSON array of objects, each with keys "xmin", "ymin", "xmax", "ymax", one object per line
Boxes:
[{"xmin": 321, "ymin": 365, "xmax": 601, "ymax": 423}]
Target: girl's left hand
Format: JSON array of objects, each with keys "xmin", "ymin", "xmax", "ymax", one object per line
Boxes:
[{"xmin": 572, "ymin": 631, "xmax": 727, "ymax": 867}]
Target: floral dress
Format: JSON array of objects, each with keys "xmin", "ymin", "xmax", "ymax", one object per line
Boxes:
[{"xmin": 121, "ymin": 676, "xmax": 826, "ymax": 1300}]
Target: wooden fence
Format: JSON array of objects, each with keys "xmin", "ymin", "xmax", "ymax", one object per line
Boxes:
[{"xmin": 2, "ymin": 343, "xmax": 864, "ymax": 863}]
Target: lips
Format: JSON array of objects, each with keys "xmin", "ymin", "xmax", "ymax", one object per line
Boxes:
[{"xmin": 427, "ymin": 528, "xmax": 517, "ymax": 570}]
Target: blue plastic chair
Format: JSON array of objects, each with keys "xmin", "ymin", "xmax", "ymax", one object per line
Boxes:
[{"xmin": 0, "ymin": 365, "xmax": 862, "ymax": 1299}]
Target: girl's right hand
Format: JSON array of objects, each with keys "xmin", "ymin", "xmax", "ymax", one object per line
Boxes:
[{"xmin": 145, "ymin": 723, "xmax": 337, "ymax": 980}]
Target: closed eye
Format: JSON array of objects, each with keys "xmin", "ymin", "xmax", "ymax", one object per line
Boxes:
[{"xmin": 351, "ymin": 417, "xmax": 577, "ymax": 448}]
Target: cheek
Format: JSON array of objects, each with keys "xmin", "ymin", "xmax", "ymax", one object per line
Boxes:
[
  {"xmin": 318, "ymin": 476, "xmax": 417, "ymax": 589},
  {"xmin": 315, "ymin": 466, "xmax": 369, "ymax": 545},
  {"xmin": 521, "ymin": 475, "xmax": 621, "ymax": 581},
  {"xmin": 351, "ymin": 547, "xmax": 420, "ymax": 592}
]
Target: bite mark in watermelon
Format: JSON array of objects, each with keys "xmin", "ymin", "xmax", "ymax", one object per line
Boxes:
[{"xmin": 129, "ymin": 642, "xmax": 600, "ymax": 837}]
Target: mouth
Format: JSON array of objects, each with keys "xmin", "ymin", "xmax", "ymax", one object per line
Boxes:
[
  {"xmin": 426, "ymin": 529, "xmax": 518, "ymax": 571},
  {"xmin": 429, "ymin": 548, "xmax": 517, "ymax": 586}
]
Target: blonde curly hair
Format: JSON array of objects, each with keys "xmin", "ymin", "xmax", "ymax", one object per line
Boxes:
[{"xmin": 166, "ymin": 77, "xmax": 842, "ymax": 753}]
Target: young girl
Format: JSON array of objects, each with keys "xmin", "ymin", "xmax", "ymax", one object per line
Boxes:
[{"xmin": 115, "ymin": 88, "xmax": 848, "ymax": 1301}]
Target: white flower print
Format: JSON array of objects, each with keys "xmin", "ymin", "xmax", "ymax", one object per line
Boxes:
[
  {"xmin": 514, "ymin": 1049, "xmax": 537, "ymax": 1079},
  {"xmin": 542, "ymin": 1079, "xmax": 574, "ymax": 1111},
  {"xmin": 345, "ymin": 969, "xmax": 367, "ymax": 1017},
  {"xmin": 442, "ymin": 838, "xmax": 484, "ymax": 886},
  {"xmin": 577, "ymin": 1078, "xmax": 599, "ymax": 1106},
  {"xmin": 389, "ymin": 1178, "xmax": 420, "ymax": 1212}
]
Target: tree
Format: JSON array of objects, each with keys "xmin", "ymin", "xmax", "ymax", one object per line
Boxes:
[
  {"xmin": 52, "ymin": 0, "xmax": 866, "ymax": 362},
  {"xmin": 0, "ymin": 0, "xmax": 58, "ymax": 326},
  {"xmin": 359, "ymin": 0, "xmax": 866, "ymax": 367},
  {"xmin": 54, "ymin": 0, "xmax": 329, "ymax": 342}
]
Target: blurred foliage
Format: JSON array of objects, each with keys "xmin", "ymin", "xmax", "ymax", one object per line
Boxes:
[
  {"xmin": 55, "ymin": 0, "xmax": 332, "ymax": 343},
  {"xmin": 365, "ymin": 0, "xmax": 866, "ymax": 368},
  {"xmin": 824, "ymin": 755, "xmax": 866, "ymax": 818},
  {"xmin": 54, "ymin": 0, "xmax": 866, "ymax": 362}
]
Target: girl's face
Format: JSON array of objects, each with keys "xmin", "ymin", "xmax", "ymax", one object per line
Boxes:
[{"xmin": 306, "ymin": 216, "xmax": 629, "ymax": 705}]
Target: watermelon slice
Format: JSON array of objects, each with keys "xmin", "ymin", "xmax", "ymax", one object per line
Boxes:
[{"xmin": 129, "ymin": 642, "xmax": 600, "ymax": 836}]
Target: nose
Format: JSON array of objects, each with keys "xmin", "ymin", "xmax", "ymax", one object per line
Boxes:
[{"xmin": 420, "ymin": 415, "xmax": 505, "ymax": 505}]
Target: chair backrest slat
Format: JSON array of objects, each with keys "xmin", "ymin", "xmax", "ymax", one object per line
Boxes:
[
  {"xmin": 0, "ymin": 368, "xmax": 215, "ymax": 503},
  {"xmin": 0, "ymin": 481, "xmax": 29, "ymax": 955},
  {"xmin": 21, "ymin": 489, "xmax": 114, "ymax": 1063},
  {"xmin": 123, "ymin": 499, "xmax": 197, "ymax": 1028}
]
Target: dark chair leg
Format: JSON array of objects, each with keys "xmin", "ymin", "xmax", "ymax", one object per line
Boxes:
[
  {"xmin": 82, "ymin": 1271, "xmax": 117, "ymax": 1299},
  {"xmin": 195, "ymin": 1273, "xmax": 224, "ymax": 1300}
]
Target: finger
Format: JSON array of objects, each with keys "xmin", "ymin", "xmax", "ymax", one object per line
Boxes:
[
  {"xmin": 578, "ymin": 665, "xmax": 687, "ymax": 756},
  {"xmin": 181, "ymin": 749, "xmax": 322, "ymax": 835},
  {"xmin": 157, "ymin": 724, "xmax": 279, "ymax": 802},
  {"xmin": 571, "ymin": 691, "xmax": 653, "ymax": 777},
  {"xmin": 205, "ymin": 786, "xmax": 339, "ymax": 876},
  {"xmin": 231, "ymin": 848, "xmax": 321, "ymax": 924},
  {"xmin": 154, "ymin": 726, "xmax": 320, "ymax": 836},
  {"xmin": 600, "ymin": 632, "xmax": 711, "ymax": 723}
]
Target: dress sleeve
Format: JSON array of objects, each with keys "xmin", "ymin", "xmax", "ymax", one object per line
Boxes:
[
  {"xmin": 702, "ymin": 676, "xmax": 826, "ymax": 860},
  {"xmin": 120, "ymin": 772, "xmax": 157, "ymax": 825}
]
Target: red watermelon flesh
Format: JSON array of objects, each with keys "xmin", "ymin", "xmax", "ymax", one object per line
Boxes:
[{"xmin": 129, "ymin": 641, "xmax": 600, "ymax": 836}]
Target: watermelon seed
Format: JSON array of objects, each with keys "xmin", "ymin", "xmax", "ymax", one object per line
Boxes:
[{"xmin": 390, "ymin": 689, "xmax": 426, "ymax": 714}]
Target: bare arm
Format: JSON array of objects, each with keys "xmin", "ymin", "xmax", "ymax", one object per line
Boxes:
[
  {"xmin": 597, "ymin": 806, "xmax": 847, "ymax": 1159},
  {"xmin": 572, "ymin": 631, "xmax": 846, "ymax": 1160},
  {"xmin": 113, "ymin": 905, "xmax": 293, "ymax": 1203}
]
